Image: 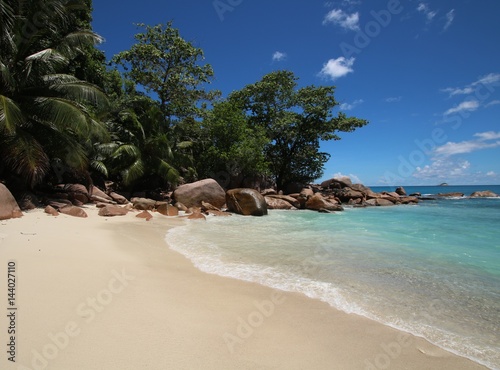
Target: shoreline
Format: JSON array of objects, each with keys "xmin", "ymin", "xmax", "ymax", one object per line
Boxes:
[{"xmin": 0, "ymin": 208, "xmax": 489, "ymax": 369}]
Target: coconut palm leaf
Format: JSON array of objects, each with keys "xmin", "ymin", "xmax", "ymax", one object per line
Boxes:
[
  {"xmin": 111, "ymin": 144, "xmax": 141, "ymax": 160},
  {"xmin": 121, "ymin": 159, "xmax": 145, "ymax": 186},
  {"xmin": 0, "ymin": 133, "xmax": 50, "ymax": 187},
  {"xmin": 23, "ymin": 49, "xmax": 69, "ymax": 78},
  {"xmin": 157, "ymin": 159, "xmax": 180, "ymax": 185},
  {"xmin": 90, "ymin": 159, "xmax": 108, "ymax": 177},
  {"xmin": 57, "ymin": 31, "xmax": 104, "ymax": 57},
  {"xmin": 32, "ymin": 97, "xmax": 91, "ymax": 136},
  {"xmin": 0, "ymin": 95, "xmax": 23, "ymax": 134},
  {"xmin": 47, "ymin": 80, "xmax": 108, "ymax": 108}
]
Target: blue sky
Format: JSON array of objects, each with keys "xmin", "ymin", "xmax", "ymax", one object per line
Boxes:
[{"xmin": 92, "ymin": 0, "xmax": 500, "ymax": 186}]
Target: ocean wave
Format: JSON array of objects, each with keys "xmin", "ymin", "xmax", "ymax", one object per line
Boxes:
[{"xmin": 165, "ymin": 221, "xmax": 499, "ymax": 370}]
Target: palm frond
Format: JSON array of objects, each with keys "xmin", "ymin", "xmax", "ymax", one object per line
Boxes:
[
  {"xmin": 94, "ymin": 142, "xmax": 120, "ymax": 157},
  {"xmin": 122, "ymin": 159, "xmax": 145, "ymax": 186},
  {"xmin": 0, "ymin": 0, "xmax": 14, "ymax": 34},
  {"xmin": 111, "ymin": 144, "xmax": 141, "ymax": 160},
  {"xmin": 48, "ymin": 80, "xmax": 109, "ymax": 108},
  {"xmin": 62, "ymin": 140, "xmax": 87, "ymax": 171},
  {"xmin": 157, "ymin": 159, "xmax": 180, "ymax": 185},
  {"xmin": 34, "ymin": 96, "xmax": 91, "ymax": 137},
  {"xmin": 177, "ymin": 140, "xmax": 194, "ymax": 149},
  {"xmin": 0, "ymin": 60, "xmax": 14, "ymax": 88},
  {"xmin": 24, "ymin": 48, "xmax": 68, "ymax": 66},
  {"xmin": 57, "ymin": 30, "xmax": 104, "ymax": 57},
  {"xmin": 86, "ymin": 117, "xmax": 109, "ymax": 141},
  {"xmin": 90, "ymin": 159, "xmax": 108, "ymax": 177},
  {"xmin": 0, "ymin": 95, "xmax": 23, "ymax": 134},
  {"xmin": 0, "ymin": 133, "xmax": 50, "ymax": 187}
]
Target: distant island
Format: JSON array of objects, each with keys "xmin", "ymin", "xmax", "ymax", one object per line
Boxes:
[{"xmin": 438, "ymin": 183, "xmax": 449, "ymax": 186}]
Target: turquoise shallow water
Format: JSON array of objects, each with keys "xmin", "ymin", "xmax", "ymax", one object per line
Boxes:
[{"xmin": 166, "ymin": 186, "xmax": 500, "ymax": 369}]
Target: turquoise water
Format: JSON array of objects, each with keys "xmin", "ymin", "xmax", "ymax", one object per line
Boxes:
[{"xmin": 166, "ymin": 186, "xmax": 500, "ymax": 369}]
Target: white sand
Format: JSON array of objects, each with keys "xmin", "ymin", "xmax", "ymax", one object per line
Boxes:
[{"xmin": 0, "ymin": 208, "xmax": 487, "ymax": 370}]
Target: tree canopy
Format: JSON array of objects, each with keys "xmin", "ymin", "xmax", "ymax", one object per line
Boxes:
[
  {"xmin": 230, "ymin": 71, "xmax": 368, "ymax": 190},
  {"xmin": 112, "ymin": 22, "xmax": 218, "ymax": 129},
  {"xmin": 0, "ymin": 2, "xmax": 368, "ymax": 193}
]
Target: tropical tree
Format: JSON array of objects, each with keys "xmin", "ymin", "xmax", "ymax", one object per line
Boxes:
[
  {"xmin": 94, "ymin": 79, "xmax": 182, "ymax": 189},
  {"xmin": 230, "ymin": 70, "xmax": 368, "ymax": 190},
  {"xmin": 195, "ymin": 99, "xmax": 269, "ymax": 185},
  {"xmin": 112, "ymin": 21, "xmax": 218, "ymax": 129},
  {"xmin": 0, "ymin": 0, "xmax": 108, "ymax": 188}
]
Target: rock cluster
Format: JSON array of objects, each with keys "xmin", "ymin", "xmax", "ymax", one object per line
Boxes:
[
  {"xmin": 0, "ymin": 184, "xmax": 23, "ymax": 220},
  {"xmin": 2, "ymin": 176, "xmax": 499, "ymax": 221},
  {"xmin": 260, "ymin": 178, "xmax": 420, "ymax": 212}
]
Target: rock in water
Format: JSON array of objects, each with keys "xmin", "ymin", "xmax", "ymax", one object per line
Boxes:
[
  {"xmin": 173, "ymin": 179, "xmax": 226, "ymax": 209},
  {"xmin": 305, "ymin": 194, "xmax": 344, "ymax": 211},
  {"xmin": 470, "ymin": 190, "xmax": 499, "ymax": 198},
  {"xmin": 0, "ymin": 184, "xmax": 23, "ymax": 220},
  {"xmin": 438, "ymin": 192, "xmax": 464, "ymax": 198},
  {"xmin": 265, "ymin": 196, "xmax": 297, "ymax": 210},
  {"xmin": 395, "ymin": 186, "xmax": 407, "ymax": 196},
  {"xmin": 226, "ymin": 189, "xmax": 268, "ymax": 216}
]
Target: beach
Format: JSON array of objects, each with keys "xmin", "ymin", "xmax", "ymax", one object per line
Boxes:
[{"xmin": 0, "ymin": 207, "xmax": 489, "ymax": 370}]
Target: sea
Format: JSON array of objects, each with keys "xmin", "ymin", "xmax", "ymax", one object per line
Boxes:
[{"xmin": 165, "ymin": 185, "xmax": 500, "ymax": 369}]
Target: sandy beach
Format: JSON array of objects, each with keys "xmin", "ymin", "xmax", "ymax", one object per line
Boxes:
[{"xmin": 0, "ymin": 208, "xmax": 488, "ymax": 370}]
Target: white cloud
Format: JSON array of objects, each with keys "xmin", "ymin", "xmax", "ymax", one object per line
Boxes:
[
  {"xmin": 433, "ymin": 131, "xmax": 500, "ymax": 156},
  {"xmin": 417, "ymin": 3, "xmax": 438, "ymax": 22},
  {"xmin": 443, "ymin": 9, "xmax": 455, "ymax": 31},
  {"xmin": 473, "ymin": 131, "xmax": 500, "ymax": 141},
  {"xmin": 444, "ymin": 100, "xmax": 479, "ymax": 116},
  {"xmin": 487, "ymin": 171, "xmax": 496, "ymax": 177},
  {"xmin": 385, "ymin": 96, "xmax": 402, "ymax": 103},
  {"xmin": 323, "ymin": 9, "xmax": 360, "ymax": 31},
  {"xmin": 333, "ymin": 172, "xmax": 362, "ymax": 184},
  {"xmin": 272, "ymin": 51, "xmax": 287, "ymax": 62},
  {"xmin": 413, "ymin": 158, "xmax": 470, "ymax": 180},
  {"xmin": 473, "ymin": 73, "xmax": 500, "ymax": 86},
  {"xmin": 486, "ymin": 100, "xmax": 500, "ymax": 108},
  {"xmin": 319, "ymin": 57, "xmax": 355, "ymax": 80},
  {"xmin": 340, "ymin": 99, "xmax": 364, "ymax": 111},
  {"xmin": 434, "ymin": 141, "xmax": 500, "ymax": 156},
  {"xmin": 442, "ymin": 73, "xmax": 500, "ymax": 97},
  {"xmin": 441, "ymin": 87, "xmax": 474, "ymax": 96}
]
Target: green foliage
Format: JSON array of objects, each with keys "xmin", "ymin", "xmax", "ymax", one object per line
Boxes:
[
  {"xmin": 196, "ymin": 100, "xmax": 269, "ymax": 181},
  {"xmin": 95, "ymin": 76, "xmax": 182, "ymax": 189},
  {"xmin": 112, "ymin": 21, "xmax": 218, "ymax": 129},
  {"xmin": 0, "ymin": 3, "xmax": 368, "ymax": 193},
  {"xmin": 0, "ymin": 0, "xmax": 108, "ymax": 188},
  {"xmin": 230, "ymin": 70, "xmax": 368, "ymax": 190}
]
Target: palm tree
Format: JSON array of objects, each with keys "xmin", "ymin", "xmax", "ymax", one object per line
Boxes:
[
  {"xmin": 93, "ymin": 88, "xmax": 181, "ymax": 190},
  {"xmin": 0, "ymin": 0, "xmax": 108, "ymax": 188}
]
